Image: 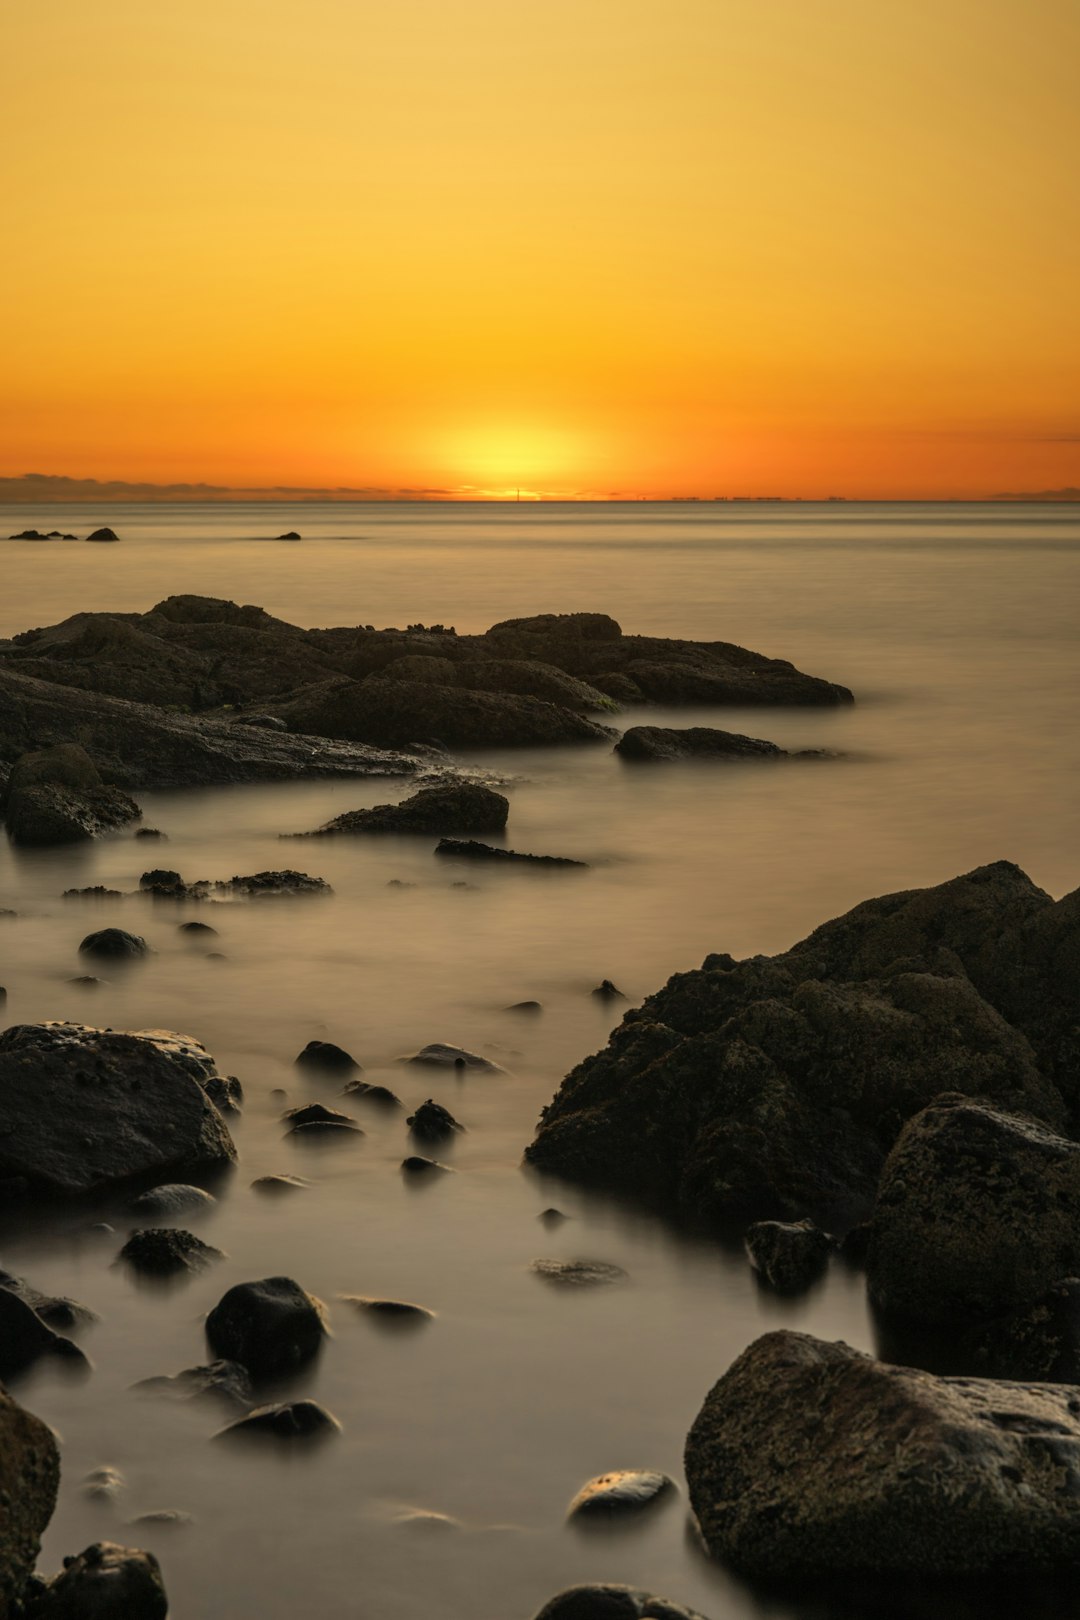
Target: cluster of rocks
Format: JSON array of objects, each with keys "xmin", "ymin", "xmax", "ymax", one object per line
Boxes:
[
  {"xmin": 0, "ymin": 597, "xmax": 851, "ymax": 797},
  {"xmin": 8, "ymin": 526, "xmax": 119, "ymax": 542}
]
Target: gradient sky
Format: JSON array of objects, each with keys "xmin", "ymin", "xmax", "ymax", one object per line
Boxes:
[{"xmin": 3, "ymin": 0, "xmax": 1078, "ymax": 498}]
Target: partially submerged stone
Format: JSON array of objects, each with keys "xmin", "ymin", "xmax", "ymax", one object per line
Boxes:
[
  {"xmin": 340, "ymin": 1295, "xmax": 435, "ymax": 1323},
  {"xmin": 530, "ymin": 1259, "xmax": 627, "ymax": 1287},
  {"xmin": 128, "ymin": 1183, "xmax": 216, "ymax": 1217},
  {"xmin": 118, "ymin": 1227, "xmax": 223, "ymax": 1277},
  {"xmin": 295, "ymin": 1039, "xmax": 360, "ymax": 1074},
  {"xmin": 32, "ymin": 1541, "xmax": 168, "ymax": 1618},
  {"xmin": 0, "ymin": 1285, "xmax": 88, "ymax": 1379},
  {"xmin": 301, "ymin": 782, "xmax": 510, "ymax": 837},
  {"xmin": 205, "ymin": 1276, "xmax": 328, "ymax": 1378},
  {"xmin": 533, "ymin": 1588, "xmax": 710, "ymax": 1620},
  {"xmin": 744, "ymin": 1219, "xmax": 833, "ymax": 1293},
  {"xmin": 404, "ymin": 1043, "xmax": 502, "ymax": 1072},
  {"xmin": 614, "ymin": 725, "xmax": 786, "ymax": 762},
  {"xmin": 133, "ymin": 1359, "xmax": 254, "ymax": 1408},
  {"xmin": 435, "ymin": 838, "xmax": 588, "ymax": 868},
  {"xmin": 685, "ymin": 1329, "xmax": 1080, "ymax": 1577},
  {"xmin": 567, "ymin": 1469, "xmax": 674, "ymax": 1519},
  {"xmin": 3, "ymin": 743, "xmax": 140, "ymax": 845},
  {"xmin": 0, "ymin": 1024, "xmax": 235, "ymax": 1199},
  {"xmin": 217, "ymin": 1399, "xmax": 340, "ymax": 1441},
  {"xmin": 406, "ymin": 1099, "xmax": 464, "ymax": 1142}
]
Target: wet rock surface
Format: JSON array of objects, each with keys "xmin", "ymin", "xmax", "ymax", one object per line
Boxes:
[
  {"xmin": 118, "ymin": 1226, "xmax": 223, "ymax": 1276},
  {"xmin": 744, "ymin": 1219, "xmax": 833, "ymax": 1293},
  {"xmin": 866, "ymin": 1097, "xmax": 1080, "ymax": 1323},
  {"xmin": 685, "ymin": 1328, "xmax": 1080, "ymax": 1577},
  {"xmin": 0, "ymin": 1023, "xmax": 236, "ymax": 1199},
  {"xmin": 0, "ymin": 1388, "xmax": 59, "ymax": 1618},
  {"xmin": 435, "ymin": 838, "xmax": 588, "ymax": 867},
  {"xmin": 527, "ymin": 863, "xmax": 1077, "ymax": 1226},
  {"xmin": 300, "ymin": 781, "xmax": 510, "ymax": 836},
  {"xmin": 29, "ymin": 1540, "xmax": 167, "ymax": 1618},
  {"xmin": 127, "ymin": 1183, "xmax": 216, "ymax": 1217},
  {"xmin": 205, "ymin": 1276, "xmax": 328, "ymax": 1377},
  {"xmin": 567, "ymin": 1469, "xmax": 674, "ymax": 1518}
]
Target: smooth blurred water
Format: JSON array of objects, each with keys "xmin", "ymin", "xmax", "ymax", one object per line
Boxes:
[{"xmin": 0, "ymin": 501, "xmax": 1078, "ymax": 1618}]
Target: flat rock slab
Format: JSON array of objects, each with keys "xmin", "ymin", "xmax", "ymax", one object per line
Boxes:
[
  {"xmin": 686, "ymin": 1328, "xmax": 1080, "ymax": 1578},
  {"xmin": 530, "ymin": 1259, "xmax": 628, "ymax": 1287},
  {"xmin": 568, "ymin": 1469, "xmax": 674, "ymax": 1518},
  {"xmin": 435, "ymin": 838, "xmax": 587, "ymax": 867},
  {"xmin": 0, "ymin": 1023, "xmax": 236, "ymax": 1199}
]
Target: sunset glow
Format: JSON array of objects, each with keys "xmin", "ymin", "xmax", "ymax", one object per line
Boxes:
[{"xmin": 3, "ymin": 0, "xmax": 1079, "ymax": 499}]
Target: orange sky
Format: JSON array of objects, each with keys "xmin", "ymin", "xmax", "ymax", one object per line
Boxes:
[{"xmin": 3, "ymin": 0, "xmax": 1078, "ymax": 499}]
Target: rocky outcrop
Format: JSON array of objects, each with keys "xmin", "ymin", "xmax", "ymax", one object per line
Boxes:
[
  {"xmin": 615, "ymin": 726, "xmax": 786, "ymax": 762},
  {"xmin": 279, "ymin": 676, "xmax": 612, "ymax": 749},
  {"xmin": 0, "ymin": 1387, "xmax": 60, "ymax": 1618},
  {"xmin": 866, "ymin": 1098, "xmax": 1080, "ymax": 1324},
  {"xmin": 685, "ymin": 1329, "xmax": 1080, "ymax": 1577},
  {"xmin": 3, "ymin": 743, "xmax": 140, "ymax": 844},
  {"xmin": 0, "ymin": 1023, "xmax": 236, "ymax": 1199},
  {"xmin": 526, "ymin": 863, "xmax": 1077, "ymax": 1227},
  {"xmin": 0, "ymin": 663, "xmax": 426, "ymax": 790},
  {"xmin": 298, "ymin": 782, "xmax": 510, "ymax": 837}
]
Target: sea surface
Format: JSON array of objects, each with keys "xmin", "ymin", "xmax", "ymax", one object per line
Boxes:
[{"xmin": 1, "ymin": 500, "xmax": 1078, "ymax": 1619}]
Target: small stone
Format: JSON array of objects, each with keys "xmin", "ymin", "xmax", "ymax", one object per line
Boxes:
[
  {"xmin": 340, "ymin": 1295, "xmax": 435, "ymax": 1323},
  {"xmin": 401, "ymin": 1155, "xmax": 453, "ymax": 1175},
  {"xmin": 251, "ymin": 1174, "xmax": 310, "ymax": 1194},
  {"xmin": 128, "ymin": 1184, "xmax": 216, "ymax": 1217},
  {"xmin": 118, "ymin": 1227, "xmax": 223, "ymax": 1276},
  {"xmin": 403, "ymin": 1042, "xmax": 502, "ymax": 1072},
  {"xmin": 506, "ymin": 1000, "xmax": 543, "ymax": 1014},
  {"xmin": 179, "ymin": 920, "xmax": 217, "ymax": 935},
  {"xmin": 343, "ymin": 1080, "xmax": 402, "ymax": 1107},
  {"xmin": 744, "ymin": 1219, "xmax": 834, "ymax": 1293},
  {"xmin": 530, "ymin": 1259, "xmax": 627, "ymax": 1287},
  {"xmin": 282, "ymin": 1102, "xmax": 358, "ymax": 1130},
  {"xmin": 217, "ymin": 1399, "xmax": 340, "ymax": 1441},
  {"xmin": 591, "ymin": 979, "xmax": 625, "ymax": 1000},
  {"xmin": 567, "ymin": 1469, "xmax": 675, "ymax": 1519},
  {"xmin": 82, "ymin": 1466, "xmax": 125, "ymax": 1502},
  {"xmin": 294, "ymin": 1039, "xmax": 360, "ymax": 1074},
  {"xmin": 79, "ymin": 928, "xmax": 148, "ymax": 960},
  {"xmin": 406, "ymin": 1098, "xmax": 464, "ymax": 1141}
]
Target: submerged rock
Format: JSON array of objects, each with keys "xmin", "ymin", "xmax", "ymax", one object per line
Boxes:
[
  {"xmin": 283, "ymin": 1102, "xmax": 360, "ymax": 1134},
  {"xmin": 32, "ymin": 1541, "xmax": 168, "ymax": 1617},
  {"xmin": 0, "ymin": 1269, "xmax": 97, "ymax": 1331},
  {"xmin": 0, "ymin": 1388, "xmax": 59, "ymax": 1617},
  {"xmin": 744, "ymin": 1219, "xmax": 833, "ymax": 1293},
  {"xmin": 85, "ymin": 527, "xmax": 121, "ymax": 542},
  {"xmin": 205, "ymin": 1276, "xmax": 328, "ymax": 1377},
  {"xmin": 404, "ymin": 1043, "xmax": 502, "ymax": 1072},
  {"xmin": 251, "ymin": 1174, "xmax": 310, "ymax": 1195},
  {"xmin": 530, "ymin": 1259, "xmax": 627, "ymax": 1287},
  {"xmin": 866, "ymin": 1097, "xmax": 1080, "ymax": 1324},
  {"xmin": 217, "ymin": 1399, "xmax": 340, "ymax": 1441},
  {"xmin": 295, "ymin": 1039, "xmax": 359, "ymax": 1074},
  {"xmin": 118, "ymin": 1227, "xmax": 223, "ymax": 1277},
  {"xmin": 134, "ymin": 1359, "xmax": 254, "ymax": 1407},
  {"xmin": 300, "ymin": 781, "xmax": 510, "ymax": 837},
  {"xmin": 686, "ymin": 1328, "xmax": 1080, "ymax": 1577},
  {"xmin": 342, "ymin": 1080, "xmax": 401, "ymax": 1108},
  {"xmin": 340, "ymin": 1296, "xmax": 434, "ymax": 1322},
  {"xmin": 526, "ymin": 863, "xmax": 1076, "ymax": 1227},
  {"xmin": 128, "ymin": 1183, "xmax": 216, "ymax": 1217},
  {"xmin": 406, "ymin": 1099, "xmax": 464, "ymax": 1142},
  {"xmin": 614, "ymin": 725, "xmax": 786, "ymax": 762},
  {"xmin": 0, "ymin": 1286, "xmax": 88, "ymax": 1379},
  {"xmin": 567, "ymin": 1469, "xmax": 674, "ymax": 1518},
  {"xmin": 0, "ymin": 1024, "xmax": 235, "ymax": 1199},
  {"xmin": 591, "ymin": 979, "xmax": 625, "ymax": 1000},
  {"xmin": 533, "ymin": 1588, "xmax": 709, "ymax": 1620},
  {"xmin": 401, "ymin": 1155, "xmax": 453, "ymax": 1175},
  {"xmin": 435, "ymin": 838, "xmax": 587, "ymax": 868},
  {"xmin": 78, "ymin": 928, "xmax": 148, "ymax": 960}
]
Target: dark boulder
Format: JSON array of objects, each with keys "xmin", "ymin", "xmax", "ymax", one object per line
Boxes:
[
  {"xmin": 407, "ymin": 1099, "xmax": 464, "ymax": 1142},
  {"xmin": 533, "ymin": 1587, "xmax": 709, "ymax": 1620},
  {"xmin": 30, "ymin": 1542, "xmax": 167, "ymax": 1617},
  {"xmin": 0, "ymin": 1388, "xmax": 59, "ymax": 1618},
  {"xmin": 283, "ymin": 1102, "xmax": 360, "ymax": 1133},
  {"xmin": 866, "ymin": 1098, "xmax": 1080, "ymax": 1323},
  {"xmin": 205, "ymin": 1277, "xmax": 328, "ymax": 1377},
  {"xmin": 0, "ymin": 1287, "xmax": 88, "ymax": 1379},
  {"xmin": 300, "ymin": 781, "xmax": 510, "ymax": 837},
  {"xmin": 404, "ymin": 1043, "xmax": 501, "ymax": 1072},
  {"xmin": 526, "ymin": 864, "xmax": 1073, "ymax": 1227},
  {"xmin": 685, "ymin": 1328, "xmax": 1080, "ymax": 1577},
  {"xmin": 591, "ymin": 979, "xmax": 625, "ymax": 1000},
  {"xmin": 0, "ymin": 1269, "xmax": 97, "ymax": 1331},
  {"xmin": 744, "ymin": 1219, "xmax": 833, "ymax": 1293},
  {"xmin": 79, "ymin": 928, "xmax": 148, "ymax": 960},
  {"xmin": 3, "ymin": 743, "xmax": 140, "ymax": 845},
  {"xmin": 615, "ymin": 725, "xmax": 786, "ymax": 762},
  {"xmin": 139, "ymin": 868, "xmax": 182, "ymax": 890},
  {"xmin": 118, "ymin": 1227, "xmax": 223, "ymax": 1277},
  {"xmin": 435, "ymin": 839, "xmax": 587, "ymax": 868},
  {"xmin": 295, "ymin": 1039, "xmax": 360, "ymax": 1074},
  {"xmin": 128, "ymin": 1183, "xmax": 216, "ymax": 1217},
  {"xmin": 401, "ymin": 1155, "xmax": 452, "ymax": 1175},
  {"xmin": 0, "ymin": 1023, "xmax": 236, "ymax": 1199},
  {"xmin": 217, "ymin": 1399, "xmax": 339, "ymax": 1441},
  {"xmin": 85, "ymin": 527, "xmax": 121, "ymax": 542},
  {"xmin": 340, "ymin": 1296, "xmax": 434, "ymax": 1322},
  {"xmin": 251, "ymin": 1174, "xmax": 310, "ymax": 1195}
]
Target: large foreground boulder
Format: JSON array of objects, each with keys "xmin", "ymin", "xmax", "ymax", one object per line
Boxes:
[
  {"xmin": 525, "ymin": 863, "xmax": 1077, "ymax": 1226},
  {"xmin": 0, "ymin": 1023, "xmax": 236, "ymax": 1199},
  {"xmin": 686, "ymin": 1329, "xmax": 1080, "ymax": 1577},
  {"xmin": 29, "ymin": 1542, "xmax": 167, "ymax": 1618},
  {"xmin": 300, "ymin": 782, "xmax": 509, "ymax": 836},
  {"xmin": 866, "ymin": 1097, "xmax": 1080, "ymax": 1324},
  {"xmin": 3, "ymin": 744, "xmax": 140, "ymax": 845},
  {"xmin": 0, "ymin": 1387, "xmax": 60, "ymax": 1617}
]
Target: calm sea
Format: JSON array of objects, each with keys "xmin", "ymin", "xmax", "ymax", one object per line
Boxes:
[{"xmin": 1, "ymin": 501, "xmax": 1078, "ymax": 1619}]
